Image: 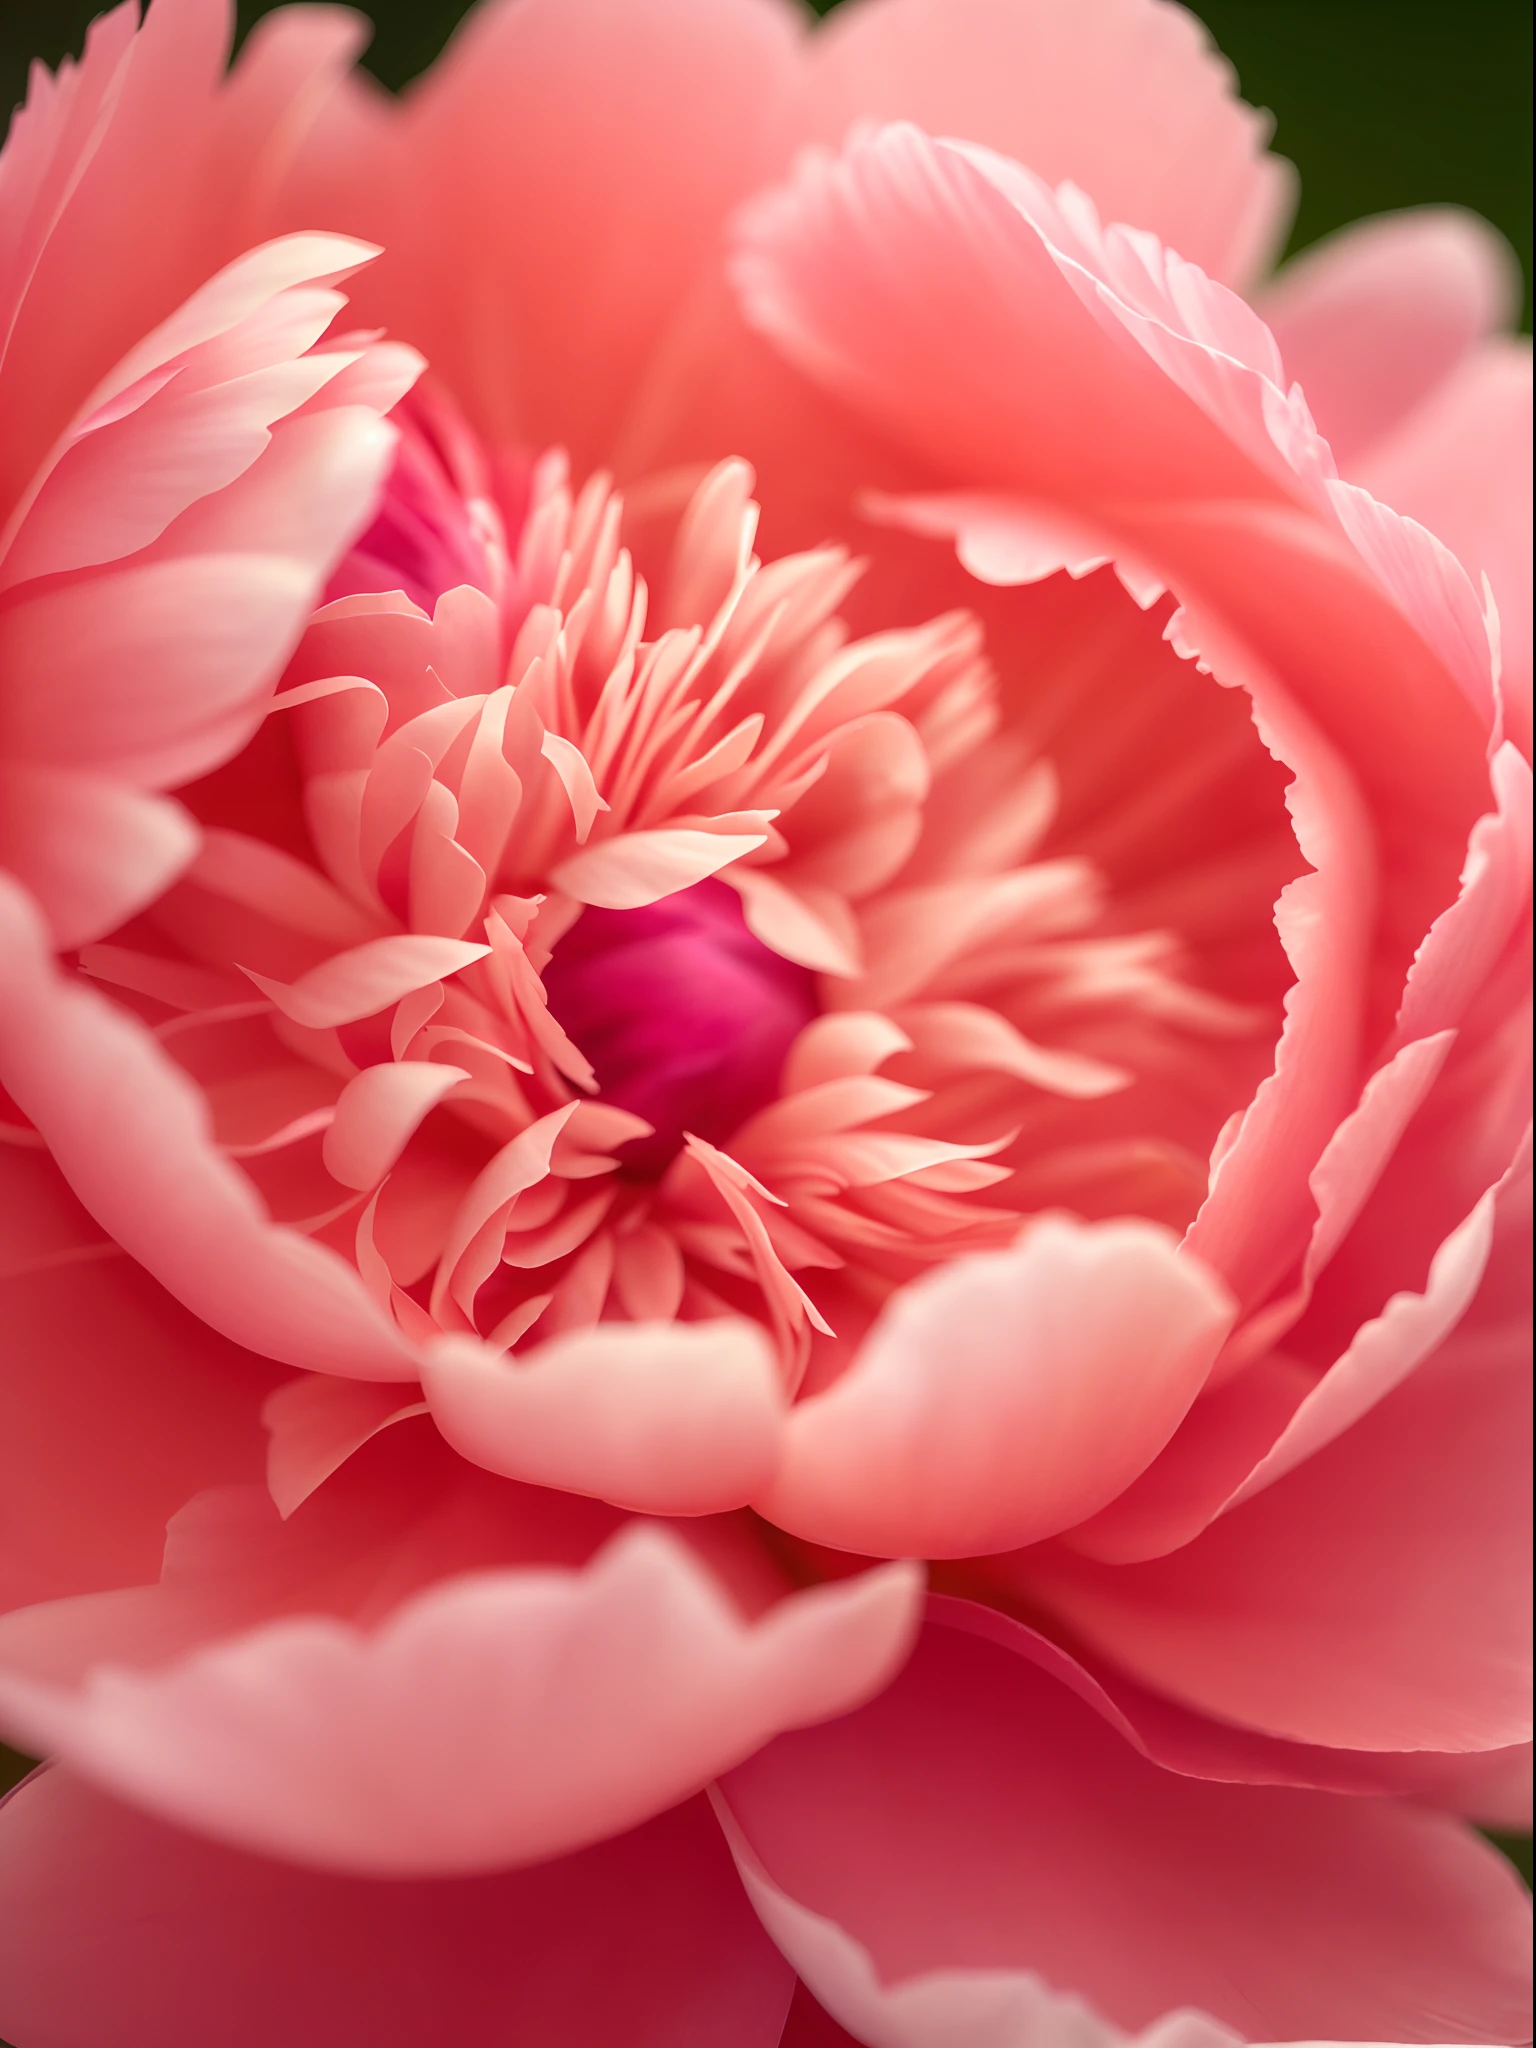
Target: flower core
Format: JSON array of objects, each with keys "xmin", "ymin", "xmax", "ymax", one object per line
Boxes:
[{"xmin": 542, "ymin": 882, "xmax": 818, "ymax": 1176}]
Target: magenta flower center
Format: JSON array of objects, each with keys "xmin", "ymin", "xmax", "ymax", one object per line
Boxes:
[{"xmin": 542, "ymin": 881, "xmax": 819, "ymax": 1176}]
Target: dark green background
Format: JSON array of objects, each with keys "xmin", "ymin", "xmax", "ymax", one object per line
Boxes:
[{"xmin": 0, "ymin": 0, "xmax": 1529, "ymax": 1901}]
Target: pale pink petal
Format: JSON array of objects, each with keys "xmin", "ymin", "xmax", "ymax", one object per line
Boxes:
[
  {"xmin": 1257, "ymin": 209, "xmax": 1521, "ymax": 466},
  {"xmin": 716, "ymin": 1612, "xmax": 1533, "ymax": 2043},
  {"xmin": 798, "ymin": 0, "xmax": 1293, "ymax": 289},
  {"xmin": 1025, "ymin": 1324, "xmax": 1531, "ymax": 1753},
  {"xmin": 0, "ymin": 765, "xmax": 197, "ymax": 950},
  {"xmin": 423, "ymin": 1319, "xmax": 787, "ymax": 1515},
  {"xmin": 0, "ymin": 875, "xmax": 420, "ymax": 1381},
  {"xmin": 0, "ymin": 1772, "xmax": 794, "ymax": 2048},
  {"xmin": 0, "ymin": 1143, "xmax": 279, "ymax": 1614},
  {"xmin": 0, "ymin": 1512, "xmax": 919, "ymax": 1874},
  {"xmin": 756, "ymin": 1217, "xmax": 1233, "ymax": 1557}
]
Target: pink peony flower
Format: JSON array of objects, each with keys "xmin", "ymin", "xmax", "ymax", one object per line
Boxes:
[{"xmin": 0, "ymin": 0, "xmax": 1529, "ymax": 2042}]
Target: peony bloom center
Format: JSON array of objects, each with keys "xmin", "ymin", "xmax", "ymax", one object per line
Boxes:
[{"xmin": 541, "ymin": 881, "xmax": 818, "ymax": 1175}]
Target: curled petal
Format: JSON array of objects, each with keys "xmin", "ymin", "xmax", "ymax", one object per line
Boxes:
[
  {"xmin": 0, "ymin": 875, "xmax": 420, "ymax": 1381},
  {"xmin": 422, "ymin": 1319, "xmax": 787, "ymax": 1516},
  {"xmin": 0, "ymin": 1521, "xmax": 921, "ymax": 1876},
  {"xmin": 757, "ymin": 1217, "xmax": 1234, "ymax": 1557}
]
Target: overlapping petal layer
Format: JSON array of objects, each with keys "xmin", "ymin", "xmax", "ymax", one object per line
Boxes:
[{"xmin": 0, "ymin": 0, "xmax": 1528, "ymax": 2038}]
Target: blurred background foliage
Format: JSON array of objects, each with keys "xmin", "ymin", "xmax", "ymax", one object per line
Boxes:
[{"xmin": 0, "ymin": 0, "xmax": 1529, "ymax": 1891}]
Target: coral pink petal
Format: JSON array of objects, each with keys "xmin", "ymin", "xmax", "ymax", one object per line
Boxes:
[
  {"xmin": 757, "ymin": 1217, "xmax": 1233, "ymax": 1557},
  {"xmin": 553, "ymin": 824, "xmax": 771, "ymax": 908},
  {"xmin": 1257, "ymin": 208, "xmax": 1522, "ymax": 466},
  {"xmin": 0, "ymin": 1513, "xmax": 919, "ymax": 1875},
  {"xmin": 1392, "ymin": 744, "xmax": 1534, "ymax": 1048},
  {"xmin": 1026, "ymin": 1323, "xmax": 1532, "ymax": 1752},
  {"xmin": 262, "ymin": 1373, "xmax": 428, "ymax": 1519},
  {"xmin": 924, "ymin": 1593, "xmax": 1527, "ymax": 1808},
  {"xmin": 0, "ymin": 1142, "xmax": 279, "ymax": 1613},
  {"xmin": 0, "ymin": 1771, "xmax": 794, "ymax": 2048},
  {"xmin": 0, "ymin": 875, "xmax": 420, "ymax": 1381},
  {"xmin": 733, "ymin": 123, "xmax": 1273, "ymax": 512},
  {"xmin": 0, "ymin": 765, "xmax": 197, "ymax": 950},
  {"xmin": 0, "ymin": 0, "xmax": 228, "ymax": 513},
  {"xmin": 798, "ymin": 0, "xmax": 1293, "ymax": 289},
  {"xmin": 382, "ymin": 0, "xmax": 801, "ymax": 468},
  {"xmin": 717, "ymin": 1611, "xmax": 1532, "ymax": 2045},
  {"xmin": 1357, "ymin": 339, "xmax": 1534, "ymax": 751},
  {"xmin": 423, "ymin": 1320, "xmax": 786, "ymax": 1516},
  {"xmin": 732, "ymin": 122, "xmax": 1497, "ymax": 851},
  {"xmin": 321, "ymin": 1060, "xmax": 472, "ymax": 1191},
  {"xmin": 1068, "ymin": 1127, "xmax": 1511, "ymax": 1567}
]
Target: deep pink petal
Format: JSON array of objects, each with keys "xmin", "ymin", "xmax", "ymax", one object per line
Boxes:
[
  {"xmin": 1257, "ymin": 208, "xmax": 1522, "ymax": 466},
  {"xmin": 0, "ymin": 1142, "xmax": 278, "ymax": 1613},
  {"xmin": 0, "ymin": 1771, "xmax": 793, "ymax": 2048},
  {"xmin": 718, "ymin": 1613, "xmax": 1533, "ymax": 2044}
]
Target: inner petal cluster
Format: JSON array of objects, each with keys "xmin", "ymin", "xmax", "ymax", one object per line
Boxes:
[
  {"xmin": 77, "ymin": 391, "xmax": 1275, "ymax": 1386},
  {"xmin": 541, "ymin": 882, "xmax": 818, "ymax": 1176}
]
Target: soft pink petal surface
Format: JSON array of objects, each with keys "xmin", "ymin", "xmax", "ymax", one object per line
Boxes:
[
  {"xmin": 424, "ymin": 1320, "xmax": 787, "ymax": 1516},
  {"xmin": 0, "ymin": 1143, "xmax": 278, "ymax": 1613},
  {"xmin": 0, "ymin": 1772, "xmax": 794, "ymax": 2048},
  {"xmin": 0, "ymin": 876, "xmax": 421, "ymax": 1381},
  {"xmin": 0, "ymin": 1430, "xmax": 921, "ymax": 1874},
  {"xmin": 757, "ymin": 1217, "xmax": 1234, "ymax": 1556},
  {"xmin": 1256, "ymin": 208, "xmax": 1522, "ymax": 466},
  {"xmin": 718, "ymin": 1611, "xmax": 1532, "ymax": 2044},
  {"xmin": 1022, "ymin": 1324, "xmax": 1531, "ymax": 1753}
]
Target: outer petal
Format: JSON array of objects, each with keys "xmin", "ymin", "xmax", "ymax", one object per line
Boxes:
[
  {"xmin": 1357, "ymin": 339, "xmax": 1533, "ymax": 754},
  {"xmin": 717, "ymin": 1613, "xmax": 1533, "ymax": 2045},
  {"xmin": 0, "ymin": 1143, "xmax": 278, "ymax": 1614},
  {"xmin": 0, "ymin": 874, "xmax": 421, "ymax": 1382},
  {"xmin": 423, "ymin": 1320, "xmax": 787, "ymax": 1516},
  {"xmin": 365, "ymin": 0, "xmax": 803, "ymax": 469},
  {"xmin": 1256, "ymin": 209, "xmax": 1522, "ymax": 467},
  {"xmin": 0, "ymin": 1772, "xmax": 794, "ymax": 2048},
  {"xmin": 0, "ymin": 1445, "xmax": 920, "ymax": 1875},
  {"xmin": 0, "ymin": 765, "xmax": 196, "ymax": 951},
  {"xmin": 798, "ymin": 0, "xmax": 1293, "ymax": 289},
  {"xmin": 732, "ymin": 121, "xmax": 1496, "ymax": 889},
  {"xmin": 757, "ymin": 1218, "xmax": 1234, "ymax": 1557},
  {"xmin": 1020, "ymin": 1323, "xmax": 1532, "ymax": 1753}
]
